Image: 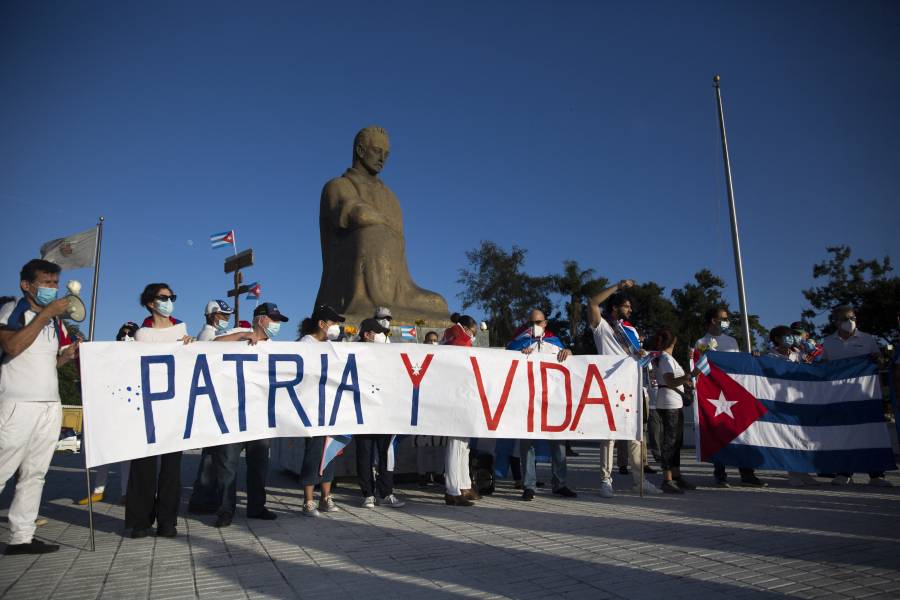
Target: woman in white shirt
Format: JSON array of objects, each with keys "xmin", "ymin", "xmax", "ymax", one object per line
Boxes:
[
  {"xmin": 650, "ymin": 328, "xmax": 698, "ymax": 494},
  {"xmin": 125, "ymin": 283, "xmax": 193, "ymax": 539}
]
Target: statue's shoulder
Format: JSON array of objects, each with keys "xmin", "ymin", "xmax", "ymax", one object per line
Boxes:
[{"xmin": 321, "ymin": 174, "xmax": 357, "ymax": 200}]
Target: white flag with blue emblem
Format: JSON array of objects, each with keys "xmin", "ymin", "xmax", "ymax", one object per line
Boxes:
[{"xmin": 40, "ymin": 227, "xmax": 97, "ymax": 270}]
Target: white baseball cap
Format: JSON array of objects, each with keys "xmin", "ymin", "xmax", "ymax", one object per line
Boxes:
[
  {"xmin": 374, "ymin": 306, "xmax": 393, "ymax": 320},
  {"xmin": 205, "ymin": 299, "xmax": 234, "ymax": 316}
]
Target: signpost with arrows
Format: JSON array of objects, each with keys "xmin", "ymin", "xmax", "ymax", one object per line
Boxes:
[{"xmin": 224, "ymin": 248, "xmax": 254, "ymax": 326}]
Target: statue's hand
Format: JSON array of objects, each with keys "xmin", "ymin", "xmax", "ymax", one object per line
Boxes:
[{"xmin": 350, "ymin": 203, "xmax": 384, "ymax": 227}]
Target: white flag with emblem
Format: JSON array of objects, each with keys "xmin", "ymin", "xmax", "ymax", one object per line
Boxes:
[{"xmin": 40, "ymin": 227, "xmax": 97, "ymax": 270}]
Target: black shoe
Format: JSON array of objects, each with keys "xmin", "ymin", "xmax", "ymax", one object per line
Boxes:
[
  {"xmin": 187, "ymin": 502, "xmax": 219, "ymax": 515},
  {"xmin": 674, "ymin": 477, "xmax": 697, "ymax": 491},
  {"xmin": 131, "ymin": 527, "xmax": 153, "ymax": 539},
  {"xmin": 661, "ymin": 480, "xmax": 684, "ymax": 494},
  {"xmin": 156, "ymin": 526, "xmax": 177, "ymax": 538},
  {"xmin": 4, "ymin": 539, "xmax": 60, "ymax": 555},
  {"xmin": 418, "ymin": 474, "xmax": 430, "ymax": 487},
  {"xmin": 247, "ymin": 508, "xmax": 277, "ymax": 520},
  {"xmin": 565, "ymin": 448, "xmax": 579, "ymax": 457},
  {"xmin": 643, "ymin": 465, "xmax": 657, "ymax": 474},
  {"xmin": 817, "ymin": 473, "xmax": 836, "ymax": 478},
  {"xmin": 521, "ymin": 489, "xmax": 535, "ymax": 501},
  {"xmin": 740, "ymin": 476, "xmax": 768, "ymax": 488},
  {"xmin": 552, "ymin": 486, "xmax": 578, "ymax": 498},
  {"xmin": 619, "ymin": 466, "xmax": 629, "ymax": 475},
  {"xmin": 535, "ymin": 481, "xmax": 546, "ymax": 488},
  {"xmin": 214, "ymin": 512, "xmax": 233, "ymax": 528},
  {"xmin": 715, "ymin": 479, "xmax": 731, "ymax": 488}
]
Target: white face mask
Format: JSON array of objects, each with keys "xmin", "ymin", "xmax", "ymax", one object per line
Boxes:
[
  {"xmin": 373, "ymin": 332, "xmax": 387, "ymax": 344},
  {"xmin": 377, "ymin": 318, "xmax": 391, "ymax": 329},
  {"xmin": 719, "ymin": 320, "xmax": 730, "ymax": 331},
  {"xmin": 123, "ymin": 335, "xmax": 134, "ymax": 342},
  {"xmin": 428, "ymin": 341, "xmax": 439, "ymax": 346},
  {"xmin": 839, "ymin": 319, "xmax": 856, "ymax": 334},
  {"xmin": 326, "ymin": 324, "xmax": 341, "ymax": 341},
  {"xmin": 531, "ymin": 324, "xmax": 545, "ymax": 338}
]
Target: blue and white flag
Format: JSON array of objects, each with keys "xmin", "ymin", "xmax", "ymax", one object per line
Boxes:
[{"xmin": 697, "ymin": 352, "xmax": 897, "ymax": 474}]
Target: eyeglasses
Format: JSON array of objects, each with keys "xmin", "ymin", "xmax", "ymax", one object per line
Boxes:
[
  {"xmin": 527, "ymin": 320, "xmax": 545, "ymax": 326},
  {"xmin": 155, "ymin": 294, "xmax": 177, "ymax": 302}
]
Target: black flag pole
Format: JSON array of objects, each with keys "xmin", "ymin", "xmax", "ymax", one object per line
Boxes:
[
  {"xmin": 82, "ymin": 216, "xmax": 104, "ymax": 551},
  {"xmin": 712, "ymin": 76, "xmax": 753, "ymax": 353}
]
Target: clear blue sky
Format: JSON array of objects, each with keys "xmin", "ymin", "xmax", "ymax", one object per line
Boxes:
[{"xmin": 2, "ymin": 1, "xmax": 898, "ymax": 340}]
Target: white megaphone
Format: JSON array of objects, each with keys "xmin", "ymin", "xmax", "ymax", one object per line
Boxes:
[{"xmin": 65, "ymin": 280, "xmax": 86, "ymax": 322}]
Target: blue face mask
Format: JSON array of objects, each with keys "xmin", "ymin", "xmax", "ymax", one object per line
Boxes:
[
  {"xmin": 154, "ymin": 299, "xmax": 174, "ymax": 317},
  {"xmin": 214, "ymin": 318, "xmax": 230, "ymax": 333},
  {"xmin": 35, "ymin": 286, "xmax": 58, "ymax": 307},
  {"xmin": 265, "ymin": 321, "xmax": 281, "ymax": 339},
  {"xmin": 781, "ymin": 335, "xmax": 796, "ymax": 348}
]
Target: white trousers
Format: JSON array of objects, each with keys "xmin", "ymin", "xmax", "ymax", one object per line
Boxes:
[
  {"xmin": 599, "ymin": 439, "xmax": 643, "ymax": 486},
  {"xmin": 444, "ymin": 437, "xmax": 471, "ymax": 496},
  {"xmin": 0, "ymin": 401, "xmax": 61, "ymax": 544}
]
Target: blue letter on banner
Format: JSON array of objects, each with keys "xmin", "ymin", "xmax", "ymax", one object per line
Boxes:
[
  {"xmin": 268, "ymin": 354, "xmax": 311, "ymax": 428},
  {"xmin": 183, "ymin": 355, "xmax": 229, "ymax": 439},
  {"xmin": 329, "ymin": 354, "xmax": 363, "ymax": 426},
  {"xmin": 140, "ymin": 355, "xmax": 175, "ymax": 444},
  {"xmin": 223, "ymin": 354, "xmax": 258, "ymax": 432}
]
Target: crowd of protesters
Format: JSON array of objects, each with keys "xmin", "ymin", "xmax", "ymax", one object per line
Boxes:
[{"xmin": 0, "ymin": 259, "xmax": 896, "ymax": 555}]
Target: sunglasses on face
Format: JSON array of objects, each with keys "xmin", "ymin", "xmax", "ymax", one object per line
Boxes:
[{"xmin": 155, "ymin": 294, "xmax": 177, "ymax": 302}]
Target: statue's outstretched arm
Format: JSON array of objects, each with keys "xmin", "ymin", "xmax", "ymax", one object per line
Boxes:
[{"xmin": 322, "ymin": 179, "xmax": 383, "ymax": 230}]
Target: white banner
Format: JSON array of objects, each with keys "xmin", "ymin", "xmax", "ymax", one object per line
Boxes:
[{"xmin": 80, "ymin": 341, "xmax": 642, "ymax": 467}]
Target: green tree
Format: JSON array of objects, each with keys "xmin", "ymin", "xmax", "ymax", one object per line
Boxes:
[
  {"xmin": 457, "ymin": 241, "xmax": 554, "ymax": 346},
  {"xmin": 802, "ymin": 246, "xmax": 899, "ymax": 343},
  {"xmin": 551, "ymin": 260, "xmax": 608, "ymax": 351},
  {"xmin": 58, "ymin": 320, "xmax": 84, "ymax": 405}
]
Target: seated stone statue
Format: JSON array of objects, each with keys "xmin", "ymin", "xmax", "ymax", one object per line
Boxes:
[{"xmin": 315, "ymin": 126, "xmax": 449, "ymax": 325}]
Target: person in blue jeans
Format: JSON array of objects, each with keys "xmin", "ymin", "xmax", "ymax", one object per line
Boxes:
[
  {"xmin": 506, "ymin": 309, "xmax": 577, "ymax": 501},
  {"xmin": 210, "ymin": 302, "xmax": 290, "ymax": 527}
]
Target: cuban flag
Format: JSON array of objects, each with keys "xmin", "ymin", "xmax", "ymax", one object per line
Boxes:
[
  {"xmin": 399, "ymin": 326, "xmax": 417, "ymax": 340},
  {"xmin": 696, "ymin": 352, "xmax": 897, "ymax": 474},
  {"xmin": 246, "ymin": 282, "xmax": 261, "ymax": 299},
  {"xmin": 210, "ymin": 230, "xmax": 235, "ymax": 250},
  {"xmin": 505, "ymin": 325, "xmax": 565, "ymax": 352},
  {"xmin": 319, "ymin": 435, "xmax": 352, "ymax": 475},
  {"xmin": 617, "ymin": 320, "xmax": 642, "ymax": 354}
]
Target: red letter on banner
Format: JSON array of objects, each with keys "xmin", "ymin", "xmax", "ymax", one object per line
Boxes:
[
  {"xmin": 526, "ymin": 361, "xmax": 535, "ymax": 432},
  {"xmin": 401, "ymin": 353, "xmax": 434, "ymax": 426},
  {"xmin": 540, "ymin": 362, "xmax": 572, "ymax": 432},
  {"xmin": 570, "ymin": 363, "xmax": 616, "ymax": 432},
  {"xmin": 470, "ymin": 357, "xmax": 518, "ymax": 431}
]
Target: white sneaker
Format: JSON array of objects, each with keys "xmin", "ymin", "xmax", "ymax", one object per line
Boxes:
[
  {"xmin": 599, "ymin": 480, "xmax": 615, "ymax": 498},
  {"xmin": 362, "ymin": 496, "xmax": 376, "ymax": 508},
  {"xmin": 869, "ymin": 477, "xmax": 893, "ymax": 488},
  {"xmin": 831, "ymin": 475, "xmax": 852, "ymax": 486},
  {"xmin": 302, "ymin": 501, "xmax": 320, "ymax": 517},
  {"xmin": 319, "ymin": 495, "xmax": 340, "ymax": 513},
  {"xmin": 632, "ymin": 480, "xmax": 662, "ymax": 495},
  {"xmin": 378, "ymin": 494, "xmax": 406, "ymax": 508}
]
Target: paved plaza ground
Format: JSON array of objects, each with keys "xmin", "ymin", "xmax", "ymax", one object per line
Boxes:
[{"xmin": 2, "ymin": 445, "xmax": 899, "ymax": 599}]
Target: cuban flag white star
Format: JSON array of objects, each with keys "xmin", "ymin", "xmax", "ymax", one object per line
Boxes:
[{"xmin": 707, "ymin": 390, "xmax": 738, "ymax": 419}]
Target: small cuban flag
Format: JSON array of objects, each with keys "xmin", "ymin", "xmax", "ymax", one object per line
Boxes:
[
  {"xmin": 246, "ymin": 282, "xmax": 261, "ymax": 299},
  {"xmin": 399, "ymin": 326, "xmax": 417, "ymax": 340},
  {"xmin": 319, "ymin": 435, "xmax": 352, "ymax": 475},
  {"xmin": 210, "ymin": 230, "xmax": 235, "ymax": 250}
]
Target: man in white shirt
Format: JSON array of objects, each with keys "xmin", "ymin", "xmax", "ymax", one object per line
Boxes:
[
  {"xmin": 0, "ymin": 259, "xmax": 79, "ymax": 555},
  {"xmin": 506, "ymin": 309, "xmax": 577, "ymax": 501},
  {"xmin": 196, "ymin": 299, "xmax": 235, "ymax": 341},
  {"xmin": 188, "ymin": 299, "xmax": 237, "ymax": 515},
  {"xmin": 694, "ymin": 306, "xmax": 766, "ymax": 488},
  {"xmin": 586, "ymin": 280, "xmax": 661, "ymax": 498},
  {"xmin": 822, "ymin": 305, "xmax": 891, "ymax": 487},
  {"xmin": 210, "ymin": 302, "xmax": 289, "ymax": 527}
]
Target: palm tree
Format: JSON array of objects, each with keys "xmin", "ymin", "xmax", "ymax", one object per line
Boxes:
[{"xmin": 552, "ymin": 260, "xmax": 606, "ymax": 347}]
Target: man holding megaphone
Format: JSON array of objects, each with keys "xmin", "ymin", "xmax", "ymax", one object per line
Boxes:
[{"xmin": 0, "ymin": 259, "xmax": 81, "ymax": 555}]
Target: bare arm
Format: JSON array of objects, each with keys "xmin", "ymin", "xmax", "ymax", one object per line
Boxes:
[
  {"xmin": 213, "ymin": 331, "xmax": 257, "ymax": 342},
  {"xmin": 0, "ymin": 298, "xmax": 70, "ymax": 358},
  {"xmin": 585, "ymin": 279, "xmax": 634, "ymax": 329}
]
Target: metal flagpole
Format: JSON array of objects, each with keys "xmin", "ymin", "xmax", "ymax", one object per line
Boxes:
[
  {"xmin": 83, "ymin": 216, "xmax": 104, "ymax": 551},
  {"xmin": 712, "ymin": 75, "xmax": 753, "ymax": 353}
]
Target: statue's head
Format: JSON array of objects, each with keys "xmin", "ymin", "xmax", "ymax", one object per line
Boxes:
[{"xmin": 353, "ymin": 126, "xmax": 390, "ymax": 176}]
